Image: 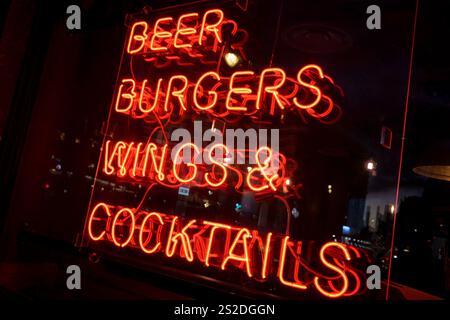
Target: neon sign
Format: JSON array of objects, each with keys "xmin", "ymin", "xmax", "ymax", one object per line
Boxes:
[
  {"xmin": 114, "ymin": 65, "xmax": 342, "ymax": 124},
  {"xmin": 127, "ymin": 9, "xmax": 225, "ymax": 53},
  {"xmin": 82, "ymin": 4, "xmax": 364, "ymax": 299},
  {"xmin": 102, "ymin": 140, "xmax": 295, "ymax": 194},
  {"xmin": 88, "ymin": 202, "xmax": 365, "ymax": 298}
]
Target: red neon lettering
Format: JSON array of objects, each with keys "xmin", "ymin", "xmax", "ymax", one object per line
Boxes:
[
  {"xmin": 85, "ymin": 202, "xmax": 364, "ymax": 298},
  {"xmin": 277, "ymin": 236, "xmax": 307, "ymax": 290},
  {"xmin": 192, "ymin": 224, "xmax": 209, "ymax": 262},
  {"xmin": 172, "ymin": 143, "xmax": 200, "ymax": 183},
  {"xmin": 141, "ymin": 143, "xmax": 153, "ymax": 177},
  {"xmin": 164, "ymin": 75, "xmax": 189, "ymax": 112},
  {"xmin": 102, "ymin": 140, "xmax": 296, "ymax": 194},
  {"xmin": 104, "ymin": 141, "xmax": 135, "ymax": 177},
  {"xmin": 313, "ymin": 242, "xmax": 351, "ymax": 298},
  {"xmin": 199, "ymin": 9, "xmax": 224, "ymax": 45},
  {"xmin": 150, "ymin": 17, "xmax": 173, "ymax": 51},
  {"xmin": 261, "ymin": 232, "xmax": 272, "ymax": 279},
  {"xmin": 115, "ymin": 79, "xmax": 136, "ymax": 113},
  {"xmin": 88, "ymin": 202, "xmax": 111, "ymax": 241},
  {"xmin": 112, "ymin": 66, "xmax": 338, "ymax": 123},
  {"xmin": 293, "ymin": 64, "xmax": 324, "ymax": 110},
  {"xmin": 165, "ymin": 217, "xmax": 196, "ymax": 262},
  {"xmin": 111, "ymin": 208, "xmax": 135, "ymax": 248},
  {"xmin": 103, "ymin": 140, "xmax": 114, "ymax": 175},
  {"xmin": 203, "ymin": 221, "xmax": 231, "ymax": 267},
  {"xmin": 127, "ymin": 21, "xmax": 148, "ymax": 54},
  {"xmin": 331, "ymin": 257, "xmax": 361, "ymax": 297},
  {"xmin": 193, "ymin": 71, "xmax": 220, "ymax": 110},
  {"xmin": 204, "ymin": 144, "xmax": 229, "ymax": 187},
  {"xmin": 131, "ymin": 143, "xmax": 144, "ymax": 177},
  {"xmin": 226, "ymin": 71, "xmax": 254, "ymax": 111},
  {"xmin": 256, "ymin": 68, "xmax": 286, "ymax": 110},
  {"xmin": 149, "ymin": 143, "xmax": 168, "ymax": 181},
  {"xmin": 138, "ymin": 79, "xmax": 163, "ymax": 113},
  {"xmin": 246, "ymin": 146, "xmax": 279, "ymax": 192},
  {"xmin": 174, "ymin": 13, "xmax": 198, "ymax": 49},
  {"xmin": 129, "ymin": 9, "xmax": 227, "ymax": 53},
  {"xmin": 221, "ymin": 228, "xmax": 252, "ymax": 278},
  {"xmin": 139, "ymin": 212, "xmax": 164, "ymax": 254},
  {"xmin": 117, "ymin": 142, "xmax": 134, "ymax": 177}
]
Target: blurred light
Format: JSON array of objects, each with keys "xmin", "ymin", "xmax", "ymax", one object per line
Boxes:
[
  {"xmin": 56, "ymin": 164, "xmax": 62, "ymax": 171},
  {"xmin": 413, "ymin": 165, "xmax": 450, "ymax": 182},
  {"xmin": 366, "ymin": 160, "xmax": 375, "ymax": 171},
  {"xmin": 208, "ymin": 190, "xmax": 213, "ymax": 195},
  {"xmin": 342, "ymin": 225, "xmax": 350, "ymax": 235},
  {"xmin": 44, "ymin": 183, "xmax": 50, "ymax": 189},
  {"xmin": 412, "ymin": 141, "xmax": 450, "ymax": 182},
  {"xmin": 390, "ymin": 204, "xmax": 395, "ymax": 214},
  {"xmin": 327, "ymin": 184, "xmax": 332, "ymax": 194},
  {"xmin": 224, "ymin": 154, "xmax": 232, "ymax": 164},
  {"xmin": 393, "ymin": 255, "xmax": 398, "ymax": 259},
  {"xmin": 285, "ymin": 179, "xmax": 291, "ymax": 186},
  {"xmin": 224, "ymin": 52, "xmax": 240, "ymax": 67},
  {"xmin": 247, "ymin": 166, "xmax": 252, "ymax": 172}
]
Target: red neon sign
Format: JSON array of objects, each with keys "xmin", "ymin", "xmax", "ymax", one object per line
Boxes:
[
  {"xmin": 87, "ymin": 202, "xmax": 364, "ymax": 298},
  {"xmin": 83, "ymin": 5, "xmax": 358, "ymax": 300},
  {"xmin": 114, "ymin": 65, "xmax": 342, "ymax": 124},
  {"xmin": 127, "ymin": 9, "xmax": 226, "ymax": 55},
  {"xmin": 102, "ymin": 140, "xmax": 289, "ymax": 194}
]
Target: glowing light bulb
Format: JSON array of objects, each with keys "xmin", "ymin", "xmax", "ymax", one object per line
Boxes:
[
  {"xmin": 366, "ymin": 160, "xmax": 375, "ymax": 171},
  {"xmin": 224, "ymin": 52, "xmax": 240, "ymax": 67}
]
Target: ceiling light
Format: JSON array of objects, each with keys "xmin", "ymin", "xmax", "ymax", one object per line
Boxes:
[{"xmin": 224, "ymin": 52, "xmax": 240, "ymax": 67}]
